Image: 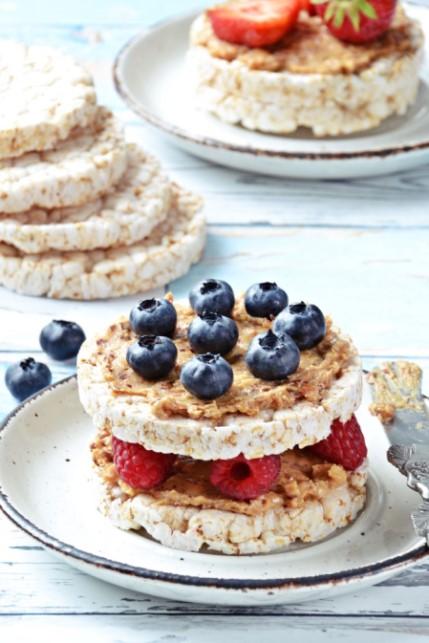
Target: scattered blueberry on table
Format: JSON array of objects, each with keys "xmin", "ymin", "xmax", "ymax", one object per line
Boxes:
[
  {"xmin": 5, "ymin": 357, "xmax": 52, "ymax": 402},
  {"xmin": 39, "ymin": 319, "xmax": 86, "ymax": 361}
]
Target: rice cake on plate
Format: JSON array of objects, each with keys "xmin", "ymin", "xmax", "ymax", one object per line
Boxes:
[
  {"xmin": 78, "ymin": 289, "xmax": 367, "ymax": 554},
  {"xmin": 187, "ymin": 8, "xmax": 424, "ymax": 136}
]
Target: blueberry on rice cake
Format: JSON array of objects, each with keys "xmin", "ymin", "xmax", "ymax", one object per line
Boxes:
[
  {"xmin": 78, "ymin": 282, "xmax": 368, "ymax": 554},
  {"xmin": 187, "ymin": 0, "xmax": 424, "ymax": 136}
]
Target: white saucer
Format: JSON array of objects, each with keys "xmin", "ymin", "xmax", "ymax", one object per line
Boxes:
[
  {"xmin": 0, "ymin": 377, "xmax": 427, "ymax": 605},
  {"xmin": 113, "ymin": 3, "xmax": 429, "ymax": 179}
]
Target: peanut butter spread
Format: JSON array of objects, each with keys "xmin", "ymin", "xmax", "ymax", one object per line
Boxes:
[
  {"xmin": 368, "ymin": 360, "xmax": 426, "ymax": 424},
  {"xmin": 93, "ymin": 426, "xmax": 354, "ymax": 516},
  {"xmin": 89, "ymin": 296, "xmax": 353, "ymax": 422},
  {"xmin": 191, "ymin": 8, "xmax": 418, "ymax": 75}
]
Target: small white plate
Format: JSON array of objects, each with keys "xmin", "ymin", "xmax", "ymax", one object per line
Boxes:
[
  {"xmin": 0, "ymin": 377, "xmax": 427, "ymax": 605},
  {"xmin": 114, "ymin": 3, "xmax": 429, "ymax": 179}
]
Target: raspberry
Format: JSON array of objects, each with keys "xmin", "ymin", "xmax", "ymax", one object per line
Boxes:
[
  {"xmin": 112, "ymin": 436, "xmax": 176, "ymax": 489},
  {"xmin": 210, "ymin": 453, "xmax": 281, "ymax": 500},
  {"xmin": 308, "ymin": 415, "xmax": 367, "ymax": 471}
]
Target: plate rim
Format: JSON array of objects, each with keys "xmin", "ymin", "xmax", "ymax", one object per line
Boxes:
[
  {"xmin": 0, "ymin": 375, "xmax": 428, "ymax": 594},
  {"xmin": 113, "ymin": 2, "xmax": 429, "ymax": 163}
]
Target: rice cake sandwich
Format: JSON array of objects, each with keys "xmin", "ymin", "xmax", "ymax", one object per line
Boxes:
[
  {"xmin": 0, "ymin": 41, "xmax": 97, "ymax": 159},
  {"xmin": 78, "ymin": 280, "xmax": 368, "ymax": 554},
  {"xmin": 187, "ymin": 0, "xmax": 424, "ymax": 136},
  {"xmin": 0, "ymin": 145, "xmax": 172, "ymax": 254},
  {"xmin": 0, "ymin": 183, "xmax": 205, "ymax": 300},
  {"xmin": 0, "ymin": 107, "xmax": 127, "ymax": 214}
]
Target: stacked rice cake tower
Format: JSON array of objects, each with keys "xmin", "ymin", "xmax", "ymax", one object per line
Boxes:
[
  {"xmin": 78, "ymin": 279, "xmax": 368, "ymax": 555},
  {"xmin": 0, "ymin": 42, "xmax": 205, "ymax": 299}
]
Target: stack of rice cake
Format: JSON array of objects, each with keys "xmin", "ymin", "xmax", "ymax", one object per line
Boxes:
[
  {"xmin": 78, "ymin": 296, "xmax": 368, "ymax": 555},
  {"xmin": 0, "ymin": 42, "xmax": 205, "ymax": 300}
]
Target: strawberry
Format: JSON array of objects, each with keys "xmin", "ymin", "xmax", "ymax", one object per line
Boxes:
[
  {"xmin": 308, "ymin": 415, "xmax": 367, "ymax": 471},
  {"xmin": 313, "ymin": 0, "xmax": 397, "ymax": 43},
  {"xmin": 112, "ymin": 436, "xmax": 176, "ymax": 489},
  {"xmin": 210, "ymin": 453, "xmax": 281, "ymax": 500},
  {"xmin": 300, "ymin": 0, "xmax": 317, "ymax": 15},
  {"xmin": 208, "ymin": 0, "xmax": 302, "ymax": 48}
]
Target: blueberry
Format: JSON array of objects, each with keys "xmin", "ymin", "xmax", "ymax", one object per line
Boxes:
[
  {"xmin": 246, "ymin": 330, "xmax": 300, "ymax": 381},
  {"xmin": 273, "ymin": 302, "xmax": 326, "ymax": 350},
  {"xmin": 39, "ymin": 319, "xmax": 86, "ymax": 361},
  {"xmin": 180, "ymin": 353, "xmax": 233, "ymax": 400},
  {"xmin": 126, "ymin": 335, "xmax": 177, "ymax": 380},
  {"xmin": 5, "ymin": 357, "xmax": 52, "ymax": 401},
  {"xmin": 188, "ymin": 312, "xmax": 238, "ymax": 356},
  {"xmin": 244, "ymin": 282, "xmax": 288, "ymax": 318},
  {"xmin": 189, "ymin": 279, "xmax": 235, "ymax": 316},
  {"xmin": 129, "ymin": 298, "xmax": 177, "ymax": 338}
]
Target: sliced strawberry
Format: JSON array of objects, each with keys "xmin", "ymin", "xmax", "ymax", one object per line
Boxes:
[
  {"xmin": 315, "ymin": 0, "xmax": 397, "ymax": 43},
  {"xmin": 300, "ymin": 0, "xmax": 317, "ymax": 15},
  {"xmin": 307, "ymin": 415, "xmax": 367, "ymax": 471},
  {"xmin": 208, "ymin": 0, "xmax": 301, "ymax": 48}
]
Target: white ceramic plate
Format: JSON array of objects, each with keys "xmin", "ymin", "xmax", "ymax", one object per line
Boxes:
[
  {"xmin": 114, "ymin": 3, "xmax": 429, "ymax": 179},
  {"xmin": 0, "ymin": 377, "xmax": 427, "ymax": 605}
]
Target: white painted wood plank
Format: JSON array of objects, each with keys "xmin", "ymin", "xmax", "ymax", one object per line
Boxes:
[
  {"xmin": 0, "ymin": 614, "xmax": 428, "ymax": 643},
  {"xmin": 1, "ymin": 516, "xmax": 429, "ymax": 617}
]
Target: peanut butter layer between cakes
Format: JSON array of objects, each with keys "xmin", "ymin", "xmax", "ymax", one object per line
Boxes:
[
  {"xmin": 91, "ymin": 424, "xmax": 368, "ymax": 554},
  {"xmin": 92, "ymin": 425, "xmax": 364, "ymax": 516}
]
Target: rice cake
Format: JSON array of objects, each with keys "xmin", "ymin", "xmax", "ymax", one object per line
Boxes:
[
  {"xmin": 0, "ymin": 41, "xmax": 97, "ymax": 158},
  {"xmin": 187, "ymin": 9, "xmax": 424, "ymax": 136},
  {"xmin": 0, "ymin": 107, "xmax": 127, "ymax": 213},
  {"xmin": 0, "ymin": 145, "xmax": 171, "ymax": 253},
  {"xmin": 0, "ymin": 183, "xmax": 205, "ymax": 299}
]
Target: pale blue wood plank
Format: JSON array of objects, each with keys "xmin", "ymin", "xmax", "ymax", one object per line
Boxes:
[
  {"xmin": 2, "ymin": 0, "xmax": 427, "ymax": 25},
  {"xmin": 0, "ymin": 0, "xmax": 208, "ymax": 25},
  {"xmin": 170, "ymin": 228, "xmax": 429, "ymax": 360}
]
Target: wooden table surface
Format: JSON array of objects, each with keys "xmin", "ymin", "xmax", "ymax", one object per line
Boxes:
[{"xmin": 1, "ymin": 0, "xmax": 429, "ymax": 640}]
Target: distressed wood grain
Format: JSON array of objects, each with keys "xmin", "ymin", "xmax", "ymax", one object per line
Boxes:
[
  {"xmin": 0, "ymin": 612, "xmax": 429, "ymax": 642},
  {"xmin": 1, "ymin": 0, "xmax": 429, "ymax": 637}
]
